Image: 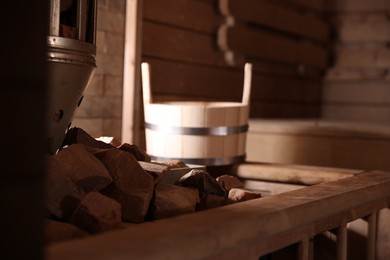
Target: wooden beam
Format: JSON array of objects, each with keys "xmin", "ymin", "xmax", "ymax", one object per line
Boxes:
[
  {"xmin": 287, "ymin": 0, "xmax": 324, "ymax": 11},
  {"xmin": 325, "ymin": 68, "xmax": 390, "ymax": 81},
  {"xmin": 236, "ymin": 162, "xmax": 359, "ymax": 186},
  {"xmin": 219, "ymin": 25, "xmax": 328, "ymax": 68},
  {"xmin": 144, "ymin": 0, "xmax": 222, "ymax": 34},
  {"xmin": 323, "ymin": 81, "xmax": 390, "ymax": 104},
  {"xmin": 143, "ymin": 21, "xmax": 225, "ymax": 66},
  {"xmin": 334, "ymin": 47, "xmax": 390, "ymax": 69},
  {"xmin": 326, "ymin": 0, "xmax": 390, "ymax": 12},
  {"xmin": 220, "ymin": 0, "xmax": 329, "ymax": 42},
  {"xmin": 143, "ymin": 58, "xmax": 322, "ymax": 103},
  {"xmin": 249, "ymin": 102, "xmax": 320, "ymax": 118},
  {"xmin": 322, "ymin": 103, "xmax": 390, "ymax": 123},
  {"xmin": 330, "ymin": 13, "xmax": 390, "ymax": 44}
]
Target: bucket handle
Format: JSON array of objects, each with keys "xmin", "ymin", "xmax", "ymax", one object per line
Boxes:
[
  {"xmin": 141, "ymin": 62, "xmax": 252, "ymax": 105},
  {"xmin": 242, "ymin": 63, "xmax": 252, "ymax": 105},
  {"xmin": 141, "ymin": 62, "xmax": 152, "ymax": 104}
]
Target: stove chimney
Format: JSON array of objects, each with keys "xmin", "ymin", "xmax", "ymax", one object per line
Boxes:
[{"xmin": 46, "ymin": 0, "xmax": 97, "ymax": 153}]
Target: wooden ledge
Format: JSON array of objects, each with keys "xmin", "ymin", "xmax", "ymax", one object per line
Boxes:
[
  {"xmin": 236, "ymin": 162, "xmax": 362, "ymax": 185},
  {"xmin": 249, "ymin": 119, "xmax": 390, "ymax": 140}
]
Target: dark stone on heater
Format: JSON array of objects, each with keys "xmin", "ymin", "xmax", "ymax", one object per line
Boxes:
[
  {"xmin": 147, "ymin": 183, "xmax": 199, "ymax": 220},
  {"xmin": 216, "ymin": 175, "xmax": 244, "ymax": 192},
  {"xmin": 45, "ymin": 155, "xmax": 85, "ymax": 220},
  {"xmin": 138, "ymin": 161, "xmax": 170, "ymax": 184},
  {"xmin": 69, "ymin": 192, "xmax": 122, "ymax": 234},
  {"xmin": 201, "ymin": 194, "xmax": 232, "ymax": 210},
  {"xmin": 228, "ymin": 188, "xmax": 262, "ymax": 202},
  {"xmin": 118, "ymin": 143, "xmax": 152, "ymax": 162},
  {"xmin": 179, "ymin": 169, "xmax": 227, "ymax": 198},
  {"xmin": 55, "ymin": 144, "xmax": 113, "ymax": 192},
  {"xmin": 94, "ymin": 148, "xmax": 155, "ymax": 223},
  {"xmin": 61, "ymin": 127, "xmax": 114, "ymax": 150}
]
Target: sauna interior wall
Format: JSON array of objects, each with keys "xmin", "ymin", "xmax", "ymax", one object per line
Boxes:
[
  {"xmin": 138, "ymin": 0, "xmax": 329, "ymax": 147},
  {"xmin": 71, "ymin": 0, "xmax": 329, "ymax": 146},
  {"xmin": 245, "ymin": 0, "xmax": 390, "ymax": 171},
  {"xmin": 72, "ymin": 0, "xmax": 126, "ymax": 139},
  {"xmin": 71, "ymin": 0, "xmax": 390, "ymax": 146},
  {"xmin": 323, "ymin": 0, "xmax": 390, "ymax": 123}
]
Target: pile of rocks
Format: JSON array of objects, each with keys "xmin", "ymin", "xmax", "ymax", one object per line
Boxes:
[{"xmin": 45, "ymin": 127, "xmax": 261, "ymax": 244}]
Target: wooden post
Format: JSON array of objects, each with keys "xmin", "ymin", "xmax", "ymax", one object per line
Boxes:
[
  {"xmin": 298, "ymin": 237, "xmax": 313, "ymax": 260},
  {"xmin": 121, "ymin": 0, "xmax": 143, "ymax": 144},
  {"xmin": 367, "ymin": 211, "xmax": 378, "ymax": 260},
  {"xmin": 337, "ymin": 224, "xmax": 348, "ymax": 260}
]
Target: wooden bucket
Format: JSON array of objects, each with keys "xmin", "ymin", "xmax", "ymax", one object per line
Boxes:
[{"xmin": 141, "ymin": 62, "xmax": 252, "ymax": 166}]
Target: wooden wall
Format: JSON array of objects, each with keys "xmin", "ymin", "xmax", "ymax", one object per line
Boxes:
[
  {"xmin": 73, "ymin": 0, "xmax": 126, "ymax": 140},
  {"xmin": 141, "ymin": 0, "xmax": 329, "ymax": 122},
  {"xmin": 322, "ymin": 0, "xmax": 390, "ymax": 122}
]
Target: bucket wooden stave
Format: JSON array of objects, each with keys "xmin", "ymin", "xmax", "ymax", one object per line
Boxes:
[{"xmin": 142, "ymin": 63, "xmax": 252, "ymax": 166}]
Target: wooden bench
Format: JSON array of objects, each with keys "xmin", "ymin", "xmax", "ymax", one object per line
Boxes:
[{"xmin": 46, "ymin": 166, "xmax": 390, "ymax": 260}]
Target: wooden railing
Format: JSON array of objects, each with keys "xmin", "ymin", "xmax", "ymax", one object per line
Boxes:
[{"xmin": 46, "ymin": 170, "xmax": 390, "ymax": 260}]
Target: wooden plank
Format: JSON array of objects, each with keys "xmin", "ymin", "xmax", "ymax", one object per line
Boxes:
[
  {"xmin": 150, "ymin": 96, "xmax": 320, "ymax": 118},
  {"xmin": 325, "ymin": 68, "xmax": 390, "ymax": 81},
  {"xmin": 247, "ymin": 57, "xmax": 324, "ymax": 79},
  {"xmin": 249, "ymin": 102, "xmax": 320, "ymax": 118},
  {"xmin": 248, "ymin": 119, "xmax": 390, "ymax": 139},
  {"xmin": 243, "ymin": 179, "xmax": 306, "ymax": 195},
  {"xmin": 220, "ymin": 0, "xmax": 329, "ymax": 42},
  {"xmin": 122, "ymin": 0, "xmax": 143, "ymax": 144},
  {"xmin": 333, "ymin": 47, "xmax": 390, "ymax": 69},
  {"xmin": 323, "ymin": 81, "xmax": 390, "ymax": 104},
  {"xmin": 288, "ymin": 0, "xmax": 324, "ymax": 11},
  {"xmin": 143, "ymin": 0, "xmax": 222, "ymax": 34},
  {"xmin": 326, "ymin": 0, "xmax": 390, "ymax": 12},
  {"xmin": 142, "ymin": 21, "xmax": 225, "ymax": 66},
  {"xmin": 322, "ymin": 103, "xmax": 390, "ymax": 122},
  {"xmin": 251, "ymin": 77, "xmax": 321, "ymax": 103},
  {"xmin": 330, "ymin": 13, "xmax": 390, "ymax": 44},
  {"xmin": 143, "ymin": 58, "xmax": 322, "ymax": 103},
  {"xmin": 236, "ymin": 162, "xmax": 359, "ymax": 186},
  {"xmin": 271, "ymin": 0, "xmax": 325, "ymax": 13},
  {"xmin": 142, "ymin": 58, "xmax": 243, "ymax": 100},
  {"xmin": 219, "ymin": 25, "xmax": 328, "ymax": 68},
  {"xmin": 46, "ymin": 171, "xmax": 390, "ymax": 260}
]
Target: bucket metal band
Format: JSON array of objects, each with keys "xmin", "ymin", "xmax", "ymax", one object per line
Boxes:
[
  {"xmin": 150, "ymin": 154, "xmax": 246, "ymax": 166},
  {"xmin": 145, "ymin": 122, "xmax": 248, "ymax": 136}
]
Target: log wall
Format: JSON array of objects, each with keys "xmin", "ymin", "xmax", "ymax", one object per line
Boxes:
[
  {"xmin": 138, "ymin": 0, "xmax": 330, "ymax": 146},
  {"xmin": 72, "ymin": 0, "xmax": 126, "ymax": 140},
  {"xmin": 322, "ymin": 0, "xmax": 390, "ymax": 122}
]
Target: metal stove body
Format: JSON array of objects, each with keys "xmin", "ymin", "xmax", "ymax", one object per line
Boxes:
[{"xmin": 46, "ymin": 0, "xmax": 97, "ymax": 153}]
